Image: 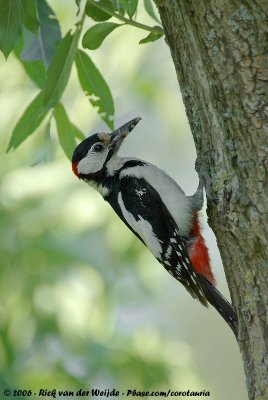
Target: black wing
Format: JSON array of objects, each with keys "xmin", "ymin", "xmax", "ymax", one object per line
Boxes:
[{"xmin": 107, "ymin": 176, "xmax": 207, "ymax": 305}]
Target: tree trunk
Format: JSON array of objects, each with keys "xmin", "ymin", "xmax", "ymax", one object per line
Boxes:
[{"xmin": 154, "ymin": 1, "xmax": 268, "ymax": 399}]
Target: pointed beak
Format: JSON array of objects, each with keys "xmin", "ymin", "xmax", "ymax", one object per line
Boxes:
[{"xmin": 110, "ymin": 117, "xmax": 141, "ymax": 150}]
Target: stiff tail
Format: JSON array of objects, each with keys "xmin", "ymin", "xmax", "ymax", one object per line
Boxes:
[{"xmin": 198, "ymin": 274, "xmax": 238, "ymax": 336}]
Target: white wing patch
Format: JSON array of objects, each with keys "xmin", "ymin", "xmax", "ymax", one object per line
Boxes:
[
  {"xmin": 120, "ymin": 163, "xmax": 192, "ymax": 236},
  {"xmin": 118, "ymin": 192, "xmax": 162, "ymax": 258}
]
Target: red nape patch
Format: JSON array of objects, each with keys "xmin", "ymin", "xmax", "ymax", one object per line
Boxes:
[
  {"xmin": 72, "ymin": 161, "xmax": 79, "ymax": 178},
  {"xmin": 188, "ymin": 212, "xmax": 216, "ymax": 285}
]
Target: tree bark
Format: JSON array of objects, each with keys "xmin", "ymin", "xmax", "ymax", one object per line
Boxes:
[{"xmin": 154, "ymin": 1, "xmax": 268, "ymax": 399}]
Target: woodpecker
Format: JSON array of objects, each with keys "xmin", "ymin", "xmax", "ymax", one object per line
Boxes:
[{"xmin": 72, "ymin": 117, "xmax": 238, "ymax": 335}]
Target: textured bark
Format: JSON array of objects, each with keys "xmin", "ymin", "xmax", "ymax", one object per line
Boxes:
[{"xmin": 154, "ymin": 1, "xmax": 268, "ymax": 399}]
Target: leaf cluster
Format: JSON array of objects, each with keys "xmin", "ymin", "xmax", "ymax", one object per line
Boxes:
[{"xmin": 0, "ymin": 0, "xmax": 163, "ymax": 159}]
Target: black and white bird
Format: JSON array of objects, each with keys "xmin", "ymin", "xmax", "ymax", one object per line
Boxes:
[{"xmin": 72, "ymin": 117, "xmax": 237, "ymax": 335}]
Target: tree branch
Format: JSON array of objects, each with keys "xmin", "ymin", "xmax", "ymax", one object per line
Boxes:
[{"xmin": 86, "ymin": 0, "xmax": 164, "ymax": 34}]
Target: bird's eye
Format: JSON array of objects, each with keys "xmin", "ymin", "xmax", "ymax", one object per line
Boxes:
[{"xmin": 93, "ymin": 143, "xmax": 104, "ymax": 152}]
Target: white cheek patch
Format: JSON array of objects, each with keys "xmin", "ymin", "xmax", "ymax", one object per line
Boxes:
[{"xmin": 77, "ymin": 148, "xmax": 109, "ymax": 175}]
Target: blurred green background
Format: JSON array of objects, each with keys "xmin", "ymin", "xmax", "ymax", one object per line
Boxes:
[{"xmin": 0, "ymin": 1, "xmax": 246, "ymax": 399}]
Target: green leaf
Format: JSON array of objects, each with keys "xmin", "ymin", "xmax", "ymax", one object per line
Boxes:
[
  {"xmin": 143, "ymin": 0, "xmax": 160, "ymax": 23},
  {"xmin": 139, "ymin": 29, "xmax": 163, "ymax": 44},
  {"xmin": 43, "ymin": 27, "xmax": 81, "ymax": 108},
  {"xmin": 31, "ymin": 121, "xmax": 56, "ymax": 165},
  {"xmin": 7, "ymin": 92, "xmax": 49, "ymax": 151},
  {"xmin": 0, "ymin": 0, "xmax": 23, "ymax": 58},
  {"xmin": 86, "ymin": 0, "xmax": 114, "ymax": 22},
  {"xmin": 71, "ymin": 123, "xmax": 85, "ymax": 140},
  {"xmin": 75, "ymin": 0, "xmax": 81, "ymax": 15},
  {"xmin": 22, "ymin": 0, "xmax": 39, "ymax": 32},
  {"xmin": 20, "ymin": 28, "xmax": 43, "ymax": 61},
  {"xmin": 20, "ymin": 59, "xmax": 46, "ymax": 88},
  {"xmin": 82, "ymin": 22, "xmax": 121, "ymax": 50},
  {"xmin": 20, "ymin": 1, "xmax": 61, "ymax": 66},
  {"xmin": 109, "ymin": 0, "xmax": 125, "ymax": 15},
  {"xmin": 76, "ymin": 50, "xmax": 114, "ymax": 129},
  {"xmin": 14, "ymin": 33, "xmax": 46, "ymax": 88},
  {"xmin": 118, "ymin": 0, "xmax": 138, "ymax": 18},
  {"xmin": 37, "ymin": 0, "xmax": 61, "ymax": 66},
  {"xmin": 53, "ymin": 103, "xmax": 78, "ymax": 160}
]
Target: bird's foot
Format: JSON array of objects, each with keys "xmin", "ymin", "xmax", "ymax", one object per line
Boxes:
[{"xmin": 195, "ymin": 149, "xmax": 216, "ymax": 201}]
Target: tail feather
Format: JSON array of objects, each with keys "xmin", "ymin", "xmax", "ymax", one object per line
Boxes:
[{"xmin": 198, "ymin": 275, "xmax": 238, "ymax": 336}]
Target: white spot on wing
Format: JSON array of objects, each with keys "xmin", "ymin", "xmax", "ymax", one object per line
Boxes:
[
  {"xmin": 176, "ymin": 265, "xmax": 181, "ymax": 273},
  {"xmin": 189, "ymin": 275, "xmax": 197, "ymax": 283},
  {"xmin": 165, "ymin": 245, "xmax": 172, "ymax": 259},
  {"xmin": 135, "ymin": 189, "xmax": 146, "ymax": 197}
]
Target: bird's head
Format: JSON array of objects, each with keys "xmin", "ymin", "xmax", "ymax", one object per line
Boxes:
[{"xmin": 72, "ymin": 117, "xmax": 141, "ymax": 179}]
